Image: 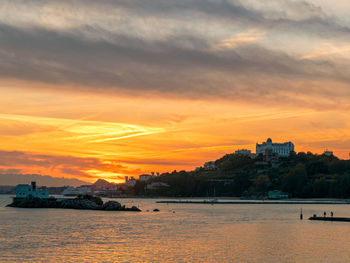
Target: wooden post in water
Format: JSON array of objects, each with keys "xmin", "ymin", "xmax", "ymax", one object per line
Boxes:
[{"xmin": 300, "ymin": 208, "xmax": 303, "ymax": 220}]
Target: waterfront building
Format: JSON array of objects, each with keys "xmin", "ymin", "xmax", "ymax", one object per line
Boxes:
[
  {"xmin": 16, "ymin": 181, "xmax": 49, "ymax": 199},
  {"xmin": 268, "ymin": 190, "xmax": 288, "ymax": 199},
  {"xmin": 256, "ymin": 138, "xmax": 294, "ymax": 157}
]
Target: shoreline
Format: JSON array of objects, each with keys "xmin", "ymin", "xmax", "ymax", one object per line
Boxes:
[
  {"xmin": 2, "ymin": 194, "xmax": 350, "ymax": 203},
  {"xmin": 156, "ymin": 200, "xmax": 350, "ymax": 205}
]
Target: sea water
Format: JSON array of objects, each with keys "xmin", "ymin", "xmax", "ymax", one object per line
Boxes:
[{"xmin": 1, "ymin": 195, "xmax": 350, "ymax": 262}]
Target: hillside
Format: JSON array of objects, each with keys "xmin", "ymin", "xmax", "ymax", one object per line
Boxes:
[{"xmin": 133, "ymin": 152, "xmax": 350, "ymax": 198}]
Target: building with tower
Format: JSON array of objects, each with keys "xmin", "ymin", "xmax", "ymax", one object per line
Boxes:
[{"xmin": 256, "ymin": 138, "xmax": 294, "ymax": 157}]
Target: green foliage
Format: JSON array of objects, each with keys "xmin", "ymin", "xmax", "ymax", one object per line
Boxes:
[
  {"xmin": 135, "ymin": 151, "xmax": 350, "ymax": 198},
  {"xmin": 133, "ymin": 181, "xmax": 146, "ymax": 195},
  {"xmin": 281, "ymin": 163, "xmax": 307, "ymax": 197},
  {"xmin": 254, "ymin": 174, "xmax": 270, "ymax": 193},
  {"xmin": 312, "ymin": 176, "xmax": 329, "ymax": 197},
  {"xmin": 216, "ymin": 154, "xmax": 255, "ymax": 172}
]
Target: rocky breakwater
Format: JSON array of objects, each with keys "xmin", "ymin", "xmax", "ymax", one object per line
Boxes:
[{"xmin": 7, "ymin": 195, "xmax": 141, "ymax": 211}]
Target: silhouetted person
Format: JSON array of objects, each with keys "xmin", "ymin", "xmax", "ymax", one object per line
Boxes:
[
  {"xmin": 331, "ymin": 211, "xmax": 334, "ymax": 217},
  {"xmin": 324, "ymin": 211, "xmax": 326, "ymax": 217}
]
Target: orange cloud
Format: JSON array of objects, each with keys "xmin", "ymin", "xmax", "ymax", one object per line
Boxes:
[{"xmin": 0, "ymin": 150, "xmax": 141, "ymax": 183}]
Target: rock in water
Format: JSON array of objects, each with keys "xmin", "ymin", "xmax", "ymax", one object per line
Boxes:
[
  {"xmin": 7, "ymin": 197, "xmax": 53, "ymax": 208},
  {"xmin": 131, "ymin": 206, "xmax": 141, "ymax": 211},
  {"xmin": 6, "ymin": 195, "xmax": 141, "ymax": 211},
  {"xmin": 102, "ymin": 201, "xmax": 122, "ymax": 210},
  {"xmin": 76, "ymin": 195, "xmax": 103, "ymax": 206},
  {"xmin": 59, "ymin": 199, "xmax": 99, "ymax": 210}
]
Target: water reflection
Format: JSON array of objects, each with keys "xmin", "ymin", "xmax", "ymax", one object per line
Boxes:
[{"xmin": 1, "ymin": 196, "xmax": 350, "ymax": 262}]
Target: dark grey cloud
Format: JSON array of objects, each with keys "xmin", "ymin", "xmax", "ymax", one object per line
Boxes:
[
  {"xmin": 1, "ymin": 23, "xmax": 349, "ymax": 100},
  {"xmin": 1, "ymin": 0, "xmax": 350, "ymax": 108},
  {"xmin": 67, "ymin": 0, "xmax": 350, "ymax": 39}
]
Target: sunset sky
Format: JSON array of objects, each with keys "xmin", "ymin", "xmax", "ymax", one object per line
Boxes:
[{"xmin": 1, "ymin": 0, "xmax": 350, "ymax": 185}]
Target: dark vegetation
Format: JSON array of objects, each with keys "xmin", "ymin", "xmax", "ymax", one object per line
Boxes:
[{"xmin": 134, "ymin": 152, "xmax": 350, "ymax": 198}]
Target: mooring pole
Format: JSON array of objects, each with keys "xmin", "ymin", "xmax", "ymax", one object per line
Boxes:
[{"xmin": 300, "ymin": 208, "xmax": 303, "ymax": 220}]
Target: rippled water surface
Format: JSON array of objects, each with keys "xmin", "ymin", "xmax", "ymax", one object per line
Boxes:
[{"xmin": 1, "ymin": 195, "xmax": 350, "ymax": 262}]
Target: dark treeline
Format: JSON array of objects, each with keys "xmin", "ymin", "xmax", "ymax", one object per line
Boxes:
[{"xmin": 133, "ymin": 152, "xmax": 350, "ymax": 198}]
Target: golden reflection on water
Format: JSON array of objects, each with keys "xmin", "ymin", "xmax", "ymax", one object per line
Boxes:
[{"xmin": 1, "ymin": 196, "xmax": 350, "ymax": 262}]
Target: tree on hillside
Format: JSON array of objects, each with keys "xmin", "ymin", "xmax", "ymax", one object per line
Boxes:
[
  {"xmin": 252, "ymin": 174, "xmax": 270, "ymax": 194},
  {"xmin": 216, "ymin": 154, "xmax": 254, "ymax": 172},
  {"xmin": 282, "ymin": 163, "xmax": 307, "ymax": 196},
  {"xmin": 312, "ymin": 176, "xmax": 329, "ymax": 197}
]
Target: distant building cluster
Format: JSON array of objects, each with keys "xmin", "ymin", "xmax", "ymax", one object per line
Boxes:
[
  {"xmin": 13, "ymin": 173, "xmax": 169, "ymax": 198},
  {"xmin": 57, "ymin": 172, "xmax": 170, "ymax": 197},
  {"xmin": 61, "ymin": 179, "xmax": 119, "ymax": 197},
  {"xmin": 124, "ymin": 176, "xmax": 136, "ymax": 187},
  {"xmin": 124, "ymin": 172, "xmax": 163, "ymax": 187}
]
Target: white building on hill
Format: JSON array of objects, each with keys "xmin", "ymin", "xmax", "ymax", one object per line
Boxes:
[
  {"xmin": 16, "ymin": 182, "xmax": 49, "ymax": 199},
  {"xmin": 256, "ymin": 138, "xmax": 294, "ymax": 157}
]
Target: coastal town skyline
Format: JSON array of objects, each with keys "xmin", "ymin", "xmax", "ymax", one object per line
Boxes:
[
  {"xmin": 1, "ymin": 0, "xmax": 350, "ymax": 184},
  {"xmin": 0, "ymin": 137, "xmax": 347, "ymax": 186}
]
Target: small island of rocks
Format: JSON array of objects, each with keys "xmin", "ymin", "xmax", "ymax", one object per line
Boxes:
[{"xmin": 7, "ymin": 195, "xmax": 141, "ymax": 212}]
